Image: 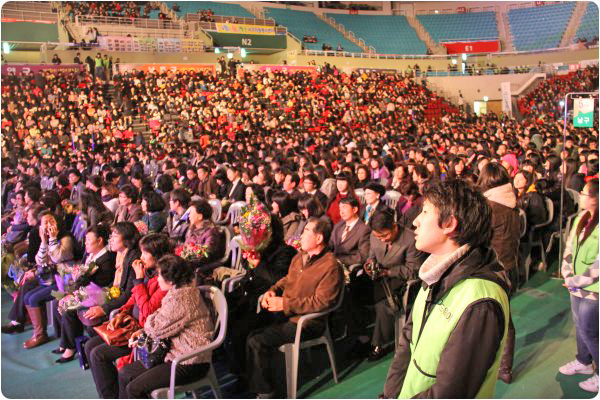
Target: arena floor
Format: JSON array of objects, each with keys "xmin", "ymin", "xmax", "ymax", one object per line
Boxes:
[{"xmin": 1, "ymin": 262, "xmax": 595, "ymax": 399}]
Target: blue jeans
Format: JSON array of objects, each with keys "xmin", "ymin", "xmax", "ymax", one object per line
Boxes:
[
  {"xmin": 571, "ymin": 295, "xmax": 599, "ymax": 368},
  {"xmin": 23, "ymin": 283, "xmax": 56, "ymax": 307}
]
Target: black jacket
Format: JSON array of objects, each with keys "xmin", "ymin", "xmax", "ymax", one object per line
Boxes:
[
  {"xmin": 72, "ymin": 250, "xmax": 116, "ymax": 290},
  {"xmin": 101, "ymin": 248, "xmax": 140, "ymax": 315},
  {"xmin": 383, "ymin": 246, "xmax": 509, "ymax": 399}
]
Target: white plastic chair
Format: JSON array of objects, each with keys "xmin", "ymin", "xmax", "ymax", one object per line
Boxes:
[
  {"xmin": 277, "ymin": 289, "xmax": 344, "ymax": 399},
  {"xmin": 382, "ymin": 190, "xmax": 401, "ymax": 210},
  {"xmin": 566, "ymin": 188, "xmax": 580, "ymax": 208},
  {"xmin": 150, "ymin": 286, "xmax": 228, "ymax": 399},
  {"xmin": 518, "ymin": 208, "xmax": 527, "ymax": 239},
  {"xmin": 320, "ymin": 178, "xmax": 336, "ymax": 199},
  {"xmin": 221, "ymin": 235, "xmax": 246, "ymax": 293},
  {"xmin": 547, "ymin": 189, "xmax": 581, "ymax": 254},
  {"xmin": 527, "ymin": 197, "xmax": 553, "ymax": 275},
  {"xmin": 217, "ymin": 201, "xmax": 246, "ymax": 229},
  {"xmin": 354, "ymin": 189, "xmax": 365, "ymax": 205},
  {"xmin": 208, "ymin": 199, "xmax": 222, "ymax": 223}
]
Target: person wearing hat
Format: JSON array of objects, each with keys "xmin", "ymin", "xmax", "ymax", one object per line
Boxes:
[
  {"xmin": 325, "ymin": 171, "xmax": 359, "ymax": 225},
  {"xmin": 363, "ymin": 182, "xmax": 389, "ymax": 224}
]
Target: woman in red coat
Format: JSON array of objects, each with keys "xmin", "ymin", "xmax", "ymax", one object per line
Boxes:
[{"xmin": 326, "ymin": 171, "xmax": 359, "ymax": 225}]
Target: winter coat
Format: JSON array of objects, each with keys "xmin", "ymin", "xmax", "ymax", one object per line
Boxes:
[{"xmin": 484, "ymin": 183, "xmax": 521, "ymax": 273}]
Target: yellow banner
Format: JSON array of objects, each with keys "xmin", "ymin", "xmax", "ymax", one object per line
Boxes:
[{"xmin": 215, "ymin": 23, "xmax": 275, "ymax": 35}]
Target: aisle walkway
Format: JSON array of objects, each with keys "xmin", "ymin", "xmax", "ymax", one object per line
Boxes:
[{"xmin": 1, "ymin": 269, "xmax": 595, "ymax": 399}]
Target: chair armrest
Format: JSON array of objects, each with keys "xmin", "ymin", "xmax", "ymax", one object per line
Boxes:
[
  {"xmin": 221, "ymin": 272, "xmax": 246, "ymax": 293},
  {"xmin": 109, "ymin": 309, "xmax": 120, "ymax": 319},
  {"xmin": 168, "ymin": 341, "xmax": 222, "ymax": 398}
]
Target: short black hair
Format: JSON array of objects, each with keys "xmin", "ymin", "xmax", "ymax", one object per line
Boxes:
[
  {"xmin": 304, "ymin": 173, "xmax": 320, "ymax": 187},
  {"xmin": 190, "ymin": 199, "xmax": 212, "ymax": 221},
  {"xmin": 370, "ymin": 208, "xmax": 395, "ymax": 232},
  {"xmin": 111, "ymin": 221, "xmax": 141, "ymax": 250},
  {"xmin": 157, "ymin": 254, "xmax": 195, "ymax": 287},
  {"xmin": 119, "ymin": 184, "xmax": 138, "ymax": 203},
  {"xmin": 170, "ymin": 188, "xmax": 190, "ymax": 208},
  {"xmin": 86, "ymin": 224, "xmax": 111, "ymax": 246},
  {"xmin": 25, "ymin": 186, "xmax": 42, "ymax": 203},
  {"xmin": 307, "ymin": 217, "xmax": 332, "ymax": 244},
  {"xmin": 142, "ymin": 190, "xmax": 166, "ymax": 213},
  {"xmin": 422, "ymin": 179, "xmax": 492, "ymax": 248},
  {"xmin": 139, "ymin": 233, "xmax": 174, "ymax": 260},
  {"xmin": 339, "ymin": 196, "xmax": 360, "ymax": 209},
  {"xmin": 477, "ymin": 163, "xmax": 510, "ymax": 193},
  {"xmin": 156, "ymin": 174, "xmax": 173, "ymax": 193}
]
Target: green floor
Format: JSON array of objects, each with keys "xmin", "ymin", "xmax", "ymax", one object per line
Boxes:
[{"xmin": 1, "ymin": 268, "xmax": 596, "ymax": 399}]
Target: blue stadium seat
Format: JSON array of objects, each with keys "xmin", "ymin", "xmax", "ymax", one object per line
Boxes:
[
  {"xmin": 265, "ymin": 8, "xmax": 362, "ymax": 52},
  {"xmin": 326, "ymin": 14, "xmax": 427, "ymax": 54},
  {"xmin": 416, "ymin": 11, "xmax": 498, "ymax": 43},
  {"xmin": 165, "ymin": 1, "xmax": 255, "ymax": 18},
  {"xmin": 508, "ymin": 2, "xmax": 576, "ymax": 51},
  {"xmin": 149, "ymin": 9, "xmax": 161, "ymax": 19},
  {"xmin": 575, "ymin": 2, "xmax": 599, "ymax": 43}
]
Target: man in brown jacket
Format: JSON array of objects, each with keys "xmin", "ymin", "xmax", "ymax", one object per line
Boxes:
[{"xmin": 247, "ymin": 217, "xmax": 344, "ymax": 398}]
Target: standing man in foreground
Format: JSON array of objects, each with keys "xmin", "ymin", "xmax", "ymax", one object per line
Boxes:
[{"xmin": 383, "ymin": 179, "xmax": 510, "ymax": 398}]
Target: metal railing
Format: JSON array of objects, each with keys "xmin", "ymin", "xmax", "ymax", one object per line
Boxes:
[
  {"xmin": 439, "ymin": 37, "xmax": 500, "ymax": 43},
  {"xmin": 297, "ymin": 44, "xmax": 598, "ymax": 60},
  {"xmin": 3, "ymin": 1, "xmax": 54, "ymax": 13},
  {"xmin": 75, "ymin": 15, "xmax": 184, "ymax": 30},
  {"xmin": 1, "ymin": 9, "xmax": 58, "ymax": 21},
  {"xmin": 183, "ymin": 14, "xmax": 275, "ymax": 26}
]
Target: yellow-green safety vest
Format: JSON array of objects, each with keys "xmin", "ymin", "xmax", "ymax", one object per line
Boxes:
[{"xmin": 399, "ymin": 278, "xmax": 509, "ymax": 399}]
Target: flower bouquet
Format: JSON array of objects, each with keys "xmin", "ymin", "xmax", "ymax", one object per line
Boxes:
[
  {"xmin": 53, "ymin": 283, "xmax": 122, "ymax": 315},
  {"xmin": 286, "ymin": 235, "xmax": 302, "ymax": 251},
  {"xmin": 133, "ymin": 220, "xmax": 149, "ymax": 236},
  {"xmin": 175, "ymin": 243, "xmax": 209, "ymax": 263},
  {"xmin": 54, "ymin": 261, "xmax": 99, "ymax": 293},
  {"xmin": 239, "ymin": 194, "xmax": 272, "ymax": 268}
]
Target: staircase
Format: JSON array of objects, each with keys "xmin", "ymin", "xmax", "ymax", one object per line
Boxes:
[
  {"xmin": 496, "ymin": 8, "xmax": 514, "ymax": 52},
  {"xmin": 316, "ymin": 13, "xmax": 372, "ymax": 53},
  {"xmin": 560, "ymin": 1, "xmax": 588, "ymax": 47},
  {"xmin": 406, "ymin": 15, "xmax": 446, "ymax": 55}
]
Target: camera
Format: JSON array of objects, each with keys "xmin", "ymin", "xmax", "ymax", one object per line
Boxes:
[{"xmin": 364, "ymin": 259, "xmax": 384, "ymax": 280}]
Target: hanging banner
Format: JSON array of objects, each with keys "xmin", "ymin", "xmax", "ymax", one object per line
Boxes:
[
  {"xmin": 573, "ymin": 98, "xmax": 594, "ymax": 128},
  {"xmin": 1, "ymin": 63, "xmax": 84, "ymax": 75},
  {"xmin": 441, "ymin": 40, "xmax": 500, "ymax": 54},
  {"xmin": 501, "ymin": 82, "xmax": 512, "ymax": 116},
  {"xmin": 98, "ymin": 36, "xmax": 204, "ymax": 53},
  {"xmin": 215, "ymin": 23, "xmax": 275, "ymax": 35}
]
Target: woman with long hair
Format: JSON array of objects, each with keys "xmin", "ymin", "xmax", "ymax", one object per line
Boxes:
[
  {"xmin": 559, "ymin": 179, "xmax": 599, "ymax": 393},
  {"xmin": 270, "ymin": 190, "xmax": 301, "ymax": 242},
  {"xmin": 80, "ymin": 188, "xmax": 113, "ymax": 229}
]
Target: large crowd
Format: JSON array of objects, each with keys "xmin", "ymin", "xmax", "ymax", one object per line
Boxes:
[{"xmin": 0, "ymin": 62, "xmax": 598, "ymax": 398}]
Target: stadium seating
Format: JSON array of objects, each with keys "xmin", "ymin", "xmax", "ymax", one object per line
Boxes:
[
  {"xmin": 165, "ymin": 1, "xmax": 255, "ymax": 19},
  {"xmin": 508, "ymin": 2, "xmax": 576, "ymax": 51},
  {"xmin": 265, "ymin": 8, "xmax": 362, "ymax": 52},
  {"xmin": 575, "ymin": 2, "xmax": 599, "ymax": 42},
  {"xmin": 326, "ymin": 14, "xmax": 427, "ymax": 54},
  {"xmin": 149, "ymin": 9, "xmax": 161, "ymax": 19},
  {"xmin": 416, "ymin": 11, "xmax": 498, "ymax": 43}
]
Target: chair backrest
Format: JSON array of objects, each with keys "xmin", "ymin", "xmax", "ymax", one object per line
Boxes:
[
  {"xmin": 383, "ymin": 190, "xmax": 401, "ymax": 210},
  {"xmin": 518, "ymin": 208, "xmax": 527, "ymax": 238},
  {"xmin": 566, "ymin": 188, "xmax": 580, "ymax": 212},
  {"xmin": 354, "ymin": 188, "xmax": 365, "ymax": 205},
  {"xmin": 544, "ymin": 197, "xmax": 554, "ymax": 226},
  {"xmin": 230, "ymin": 235, "xmax": 243, "ymax": 271},
  {"xmin": 199, "ymin": 285, "xmax": 228, "ymax": 347},
  {"xmin": 227, "ymin": 201, "xmax": 246, "ymax": 226},
  {"xmin": 208, "ymin": 199, "xmax": 222, "ymax": 222},
  {"xmin": 320, "ymin": 178, "xmax": 336, "ymax": 199},
  {"xmin": 216, "ymin": 226, "xmax": 231, "ymax": 264}
]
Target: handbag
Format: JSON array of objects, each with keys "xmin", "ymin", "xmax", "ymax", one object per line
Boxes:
[
  {"xmin": 135, "ymin": 332, "xmax": 171, "ymax": 369},
  {"xmin": 75, "ymin": 335, "xmax": 90, "ymax": 370},
  {"xmin": 93, "ymin": 313, "xmax": 140, "ymax": 347}
]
